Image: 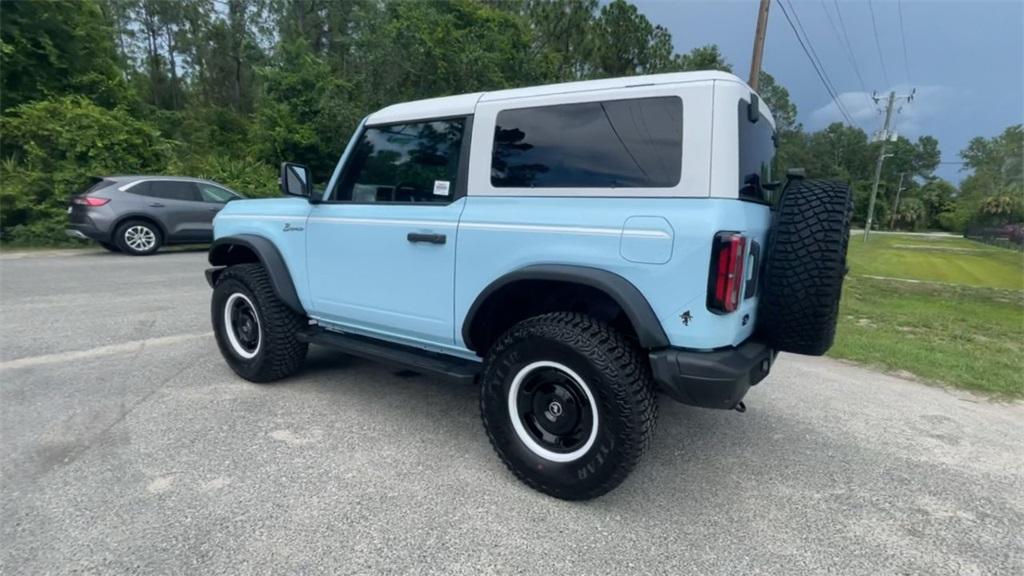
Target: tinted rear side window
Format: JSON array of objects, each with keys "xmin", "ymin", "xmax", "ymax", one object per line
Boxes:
[
  {"xmin": 145, "ymin": 181, "xmax": 200, "ymax": 201},
  {"xmin": 81, "ymin": 178, "xmax": 115, "ymax": 194},
  {"xmin": 738, "ymin": 99, "xmax": 775, "ymax": 202},
  {"xmin": 491, "ymin": 96, "xmax": 682, "ymax": 188}
]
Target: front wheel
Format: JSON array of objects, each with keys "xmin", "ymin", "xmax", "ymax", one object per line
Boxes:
[
  {"xmin": 480, "ymin": 312, "xmax": 657, "ymax": 500},
  {"xmin": 212, "ymin": 263, "xmax": 308, "ymax": 382}
]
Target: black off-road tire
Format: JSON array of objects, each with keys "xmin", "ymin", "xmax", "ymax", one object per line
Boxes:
[
  {"xmin": 480, "ymin": 312, "xmax": 658, "ymax": 500},
  {"xmin": 98, "ymin": 242, "xmax": 120, "ymax": 253},
  {"xmin": 212, "ymin": 263, "xmax": 308, "ymax": 382},
  {"xmin": 114, "ymin": 219, "xmax": 162, "ymax": 256},
  {"xmin": 758, "ymin": 179, "xmax": 853, "ymax": 356}
]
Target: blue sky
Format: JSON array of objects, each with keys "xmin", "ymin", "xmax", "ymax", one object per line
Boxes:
[{"xmin": 634, "ymin": 0, "xmax": 1024, "ymax": 183}]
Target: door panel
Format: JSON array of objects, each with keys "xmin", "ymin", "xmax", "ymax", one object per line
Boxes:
[
  {"xmin": 305, "ymin": 116, "xmax": 469, "ymax": 348},
  {"xmin": 306, "ymin": 201, "xmax": 465, "ymax": 345},
  {"xmin": 146, "ymin": 181, "xmax": 215, "ymax": 241}
]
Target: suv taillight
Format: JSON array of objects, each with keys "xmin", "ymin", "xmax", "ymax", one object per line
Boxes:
[
  {"xmin": 708, "ymin": 232, "xmax": 747, "ymax": 314},
  {"xmin": 72, "ymin": 196, "xmax": 110, "ymax": 207}
]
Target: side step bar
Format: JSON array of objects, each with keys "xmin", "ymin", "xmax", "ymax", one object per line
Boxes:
[{"xmin": 296, "ymin": 327, "xmax": 481, "ymax": 384}]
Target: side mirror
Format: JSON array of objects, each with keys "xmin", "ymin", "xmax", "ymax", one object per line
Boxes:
[
  {"xmin": 748, "ymin": 93, "xmax": 760, "ymax": 123},
  {"xmin": 280, "ymin": 162, "xmax": 312, "ymax": 199}
]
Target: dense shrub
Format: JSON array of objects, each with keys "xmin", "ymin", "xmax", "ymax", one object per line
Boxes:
[
  {"xmin": 0, "ymin": 96, "xmax": 168, "ymax": 244},
  {"xmin": 167, "ymin": 152, "xmax": 279, "ymax": 198}
]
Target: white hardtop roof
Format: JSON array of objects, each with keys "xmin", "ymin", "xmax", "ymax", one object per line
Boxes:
[{"xmin": 366, "ymin": 70, "xmax": 753, "ymax": 125}]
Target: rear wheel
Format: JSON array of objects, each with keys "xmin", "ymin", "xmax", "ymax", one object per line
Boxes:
[
  {"xmin": 212, "ymin": 263, "xmax": 308, "ymax": 382},
  {"xmin": 114, "ymin": 220, "xmax": 162, "ymax": 256},
  {"xmin": 758, "ymin": 178, "xmax": 853, "ymax": 355},
  {"xmin": 480, "ymin": 312, "xmax": 657, "ymax": 500}
]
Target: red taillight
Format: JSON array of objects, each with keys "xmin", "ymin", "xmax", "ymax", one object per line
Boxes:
[
  {"xmin": 708, "ymin": 232, "xmax": 747, "ymax": 314},
  {"xmin": 72, "ymin": 196, "xmax": 110, "ymax": 207}
]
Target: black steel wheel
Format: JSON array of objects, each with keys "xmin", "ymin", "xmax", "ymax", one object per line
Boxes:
[
  {"xmin": 212, "ymin": 263, "xmax": 308, "ymax": 382},
  {"xmin": 511, "ymin": 361, "xmax": 598, "ymax": 461}
]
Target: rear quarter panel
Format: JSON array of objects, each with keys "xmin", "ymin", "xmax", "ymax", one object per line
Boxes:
[{"xmin": 455, "ymin": 197, "xmax": 771, "ymax": 350}]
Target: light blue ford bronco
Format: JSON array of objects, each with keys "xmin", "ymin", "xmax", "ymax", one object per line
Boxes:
[{"xmin": 206, "ymin": 71, "xmax": 852, "ymax": 500}]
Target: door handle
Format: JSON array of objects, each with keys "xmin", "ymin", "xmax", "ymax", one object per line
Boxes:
[
  {"xmin": 407, "ymin": 232, "xmax": 446, "ymax": 245},
  {"xmin": 149, "ymin": 203, "xmax": 165, "ymax": 208}
]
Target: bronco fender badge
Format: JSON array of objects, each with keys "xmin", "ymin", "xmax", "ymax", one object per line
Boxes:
[
  {"xmin": 680, "ymin": 310, "xmax": 692, "ymax": 326},
  {"xmin": 283, "ymin": 223, "xmax": 304, "ymax": 232}
]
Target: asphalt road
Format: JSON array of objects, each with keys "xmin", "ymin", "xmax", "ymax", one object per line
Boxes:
[{"xmin": 1, "ymin": 249, "xmax": 1022, "ymax": 575}]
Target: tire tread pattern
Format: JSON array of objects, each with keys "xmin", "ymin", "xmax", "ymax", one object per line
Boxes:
[
  {"xmin": 480, "ymin": 312, "xmax": 657, "ymax": 500},
  {"xmin": 215, "ymin": 263, "xmax": 307, "ymax": 382},
  {"xmin": 759, "ymin": 179, "xmax": 853, "ymax": 356}
]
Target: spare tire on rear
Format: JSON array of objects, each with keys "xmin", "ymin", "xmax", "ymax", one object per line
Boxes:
[{"xmin": 758, "ymin": 178, "xmax": 853, "ymax": 356}]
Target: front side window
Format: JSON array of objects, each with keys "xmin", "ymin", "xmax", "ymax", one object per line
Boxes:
[
  {"xmin": 198, "ymin": 184, "xmax": 236, "ymax": 203},
  {"xmin": 491, "ymin": 96, "xmax": 682, "ymax": 188},
  {"xmin": 334, "ymin": 119, "xmax": 465, "ymax": 203}
]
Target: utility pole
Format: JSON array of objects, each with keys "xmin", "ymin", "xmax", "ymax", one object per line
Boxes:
[
  {"xmin": 864, "ymin": 89, "xmax": 914, "ymax": 241},
  {"xmin": 889, "ymin": 172, "xmax": 906, "ymax": 230},
  {"xmin": 749, "ymin": 0, "xmax": 771, "ymax": 90}
]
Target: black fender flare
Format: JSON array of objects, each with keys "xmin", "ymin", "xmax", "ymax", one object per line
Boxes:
[
  {"xmin": 462, "ymin": 264, "xmax": 669, "ymax": 351},
  {"xmin": 206, "ymin": 235, "xmax": 304, "ymax": 314}
]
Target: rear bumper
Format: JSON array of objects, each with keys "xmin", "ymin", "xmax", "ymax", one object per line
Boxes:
[
  {"xmin": 649, "ymin": 340, "xmax": 775, "ymax": 409},
  {"xmin": 65, "ymin": 223, "xmax": 108, "ymax": 243},
  {"xmin": 67, "ymin": 204, "xmax": 117, "ymax": 243}
]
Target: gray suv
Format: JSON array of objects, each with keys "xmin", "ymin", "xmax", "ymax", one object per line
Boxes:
[{"xmin": 66, "ymin": 176, "xmax": 243, "ymax": 255}]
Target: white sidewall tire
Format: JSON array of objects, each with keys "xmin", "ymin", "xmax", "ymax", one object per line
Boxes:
[{"xmin": 507, "ymin": 360, "xmax": 600, "ymax": 463}]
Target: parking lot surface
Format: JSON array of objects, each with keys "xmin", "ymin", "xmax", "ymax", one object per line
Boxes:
[{"xmin": 2, "ymin": 249, "xmax": 1022, "ymax": 575}]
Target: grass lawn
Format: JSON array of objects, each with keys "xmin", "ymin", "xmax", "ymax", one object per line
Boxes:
[
  {"xmin": 830, "ymin": 233, "xmax": 1024, "ymax": 397},
  {"xmin": 846, "ymin": 233, "xmax": 1023, "ymax": 289}
]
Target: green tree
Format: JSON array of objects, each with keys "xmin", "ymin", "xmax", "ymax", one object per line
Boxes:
[
  {"xmin": 523, "ymin": 0, "xmax": 598, "ymax": 81},
  {"xmin": 355, "ymin": 0, "xmax": 541, "ymax": 108},
  {"xmin": 251, "ymin": 41, "xmax": 357, "ymax": 177},
  {"xmin": 919, "ymin": 179, "xmax": 957, "ymax": 228},
  {"xmin": 0, "ymin": 0, "xmax": 128, "ymax": 110},
  {"xmin": 590, "ymin": 0, "xmax": 673, "ymax": 77},
  {"xmin": 893, "ymin": 197, "xmax": 926, "ymax": 230},
  {"xmin": 677, "ymin": 45, "xmax": 732, "ymax": 73},
  {"xmin": 957, "ymin": 125, "xmax": 1024, "ymax": 227}
]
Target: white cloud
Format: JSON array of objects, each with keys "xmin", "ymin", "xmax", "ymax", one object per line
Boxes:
[{"xmin": 808, "ymin": 85, "xmax": 954, "ymax": 138}]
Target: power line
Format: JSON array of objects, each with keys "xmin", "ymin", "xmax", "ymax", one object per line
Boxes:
[
  {"xmin": 824, "ymin": 1, "xmax": 869, "ymax": 99},
  {"xmin": 897, "ymin": 0, "xmax": 913, "ymax": 85},
  {"xmin": 867, "ymin": 0, "xmax": 891, "ymax": 87},
  {"xmin": 788, "ymin": 2, "xmax": 843, "ymax": 100},
  {"xmin": 777, "ymin": 0, "xmax": 857, "ymax": 127}
]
